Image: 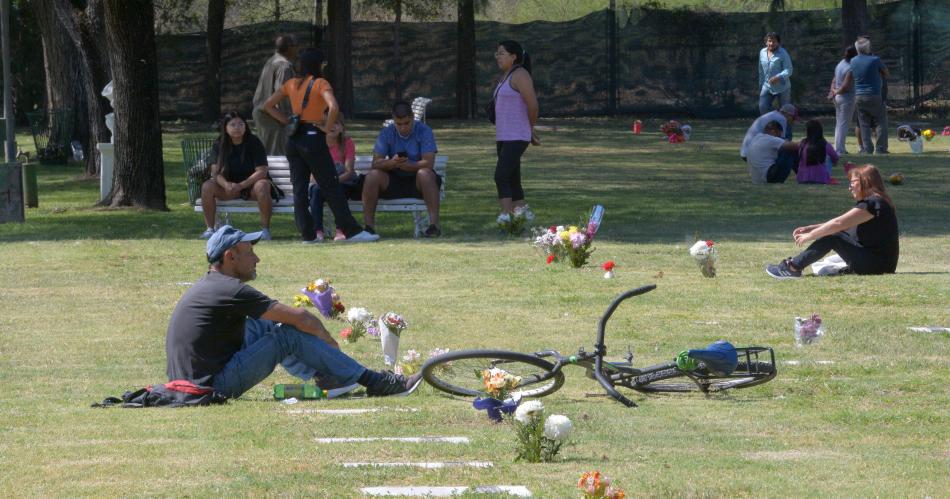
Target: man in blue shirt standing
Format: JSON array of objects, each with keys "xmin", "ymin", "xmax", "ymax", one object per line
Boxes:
[
  {"xmin": 835, "ymin": 36, "xmax": 889, "ymax": 154},
  {"xmin": 364, "ymin": 101, "xmax": 442, "ymax": 237}
]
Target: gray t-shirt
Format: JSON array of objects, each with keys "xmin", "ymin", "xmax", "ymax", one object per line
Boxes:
[
  {"xmin": 746, "ymin": 133, "xmax": 787, "ymax": 184},
  {"xmin": 165, "ymin": 271, "xmax": 276, "ymax": 386},
  {"xmin": 740, "ymin": 111, "xmax": 787, "ymax": 158}
]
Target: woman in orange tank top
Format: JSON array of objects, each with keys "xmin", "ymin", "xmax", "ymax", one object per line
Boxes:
[{"xmin": 261, "ymin": 49, "xmax": 377, "ymax": 243}]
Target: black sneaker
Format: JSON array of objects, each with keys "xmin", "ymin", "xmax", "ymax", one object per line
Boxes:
[
  {"xmin": 363, "ymin": 225, "xmax": 377, "ymax": 235},
  {"xmin": 365, "ymin": 371, "xmax": 423, "ymax": 397},
  {"xmin": 423, "ymin": 224, "xmax": 441, "ymax": 238},
  {"xmin": 765, "ymin": 258, "xmax": 802, "ymax": 280}
]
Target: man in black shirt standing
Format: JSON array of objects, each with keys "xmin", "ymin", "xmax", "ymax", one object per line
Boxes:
[{"xmin": 166, "ymin": 225, "xmax": 420, "ymax": 398}]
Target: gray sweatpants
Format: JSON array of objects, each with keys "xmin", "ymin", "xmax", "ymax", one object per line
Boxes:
[{"xmin": 855, "ymin": 95, "xmax": 888, "ymax": 154}]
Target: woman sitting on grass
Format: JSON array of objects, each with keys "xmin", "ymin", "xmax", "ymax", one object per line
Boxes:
[
  {"xmin": 766, "ymin": 164, "xmax": 898, "ymax": 279},
  {"xmin": 796, "ymin": 119, "xmax": 839, "ymax": 184}
]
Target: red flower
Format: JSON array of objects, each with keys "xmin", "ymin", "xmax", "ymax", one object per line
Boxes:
[
  {"xmin": 601, "ymin": 260, "xmax": 615, "ymax": 271},
  {"xmin": 705, "ymin": 240, "xmax": 714, "ymax": 247},
  {"xmin": 546, "ymin": 254, "xmax": 555, "ymax": 264},
  {"xmin": 549, "ymin": 226, "xmax": 557, "ymax": 233}
]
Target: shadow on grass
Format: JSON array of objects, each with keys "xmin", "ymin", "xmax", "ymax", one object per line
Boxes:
[{"xmin": 3, "ymin": 118, "xmax": 949, "ymax": 243}]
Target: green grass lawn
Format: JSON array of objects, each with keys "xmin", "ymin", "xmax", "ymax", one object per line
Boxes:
[{"xmin": 1, "ymin": 117, "xmax": 948, "ymax": 497}]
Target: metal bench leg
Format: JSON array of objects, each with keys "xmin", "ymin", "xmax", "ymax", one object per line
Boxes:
[
  {"xmin": 214, "ymin": 211, "xmax": 231, "ymax": 229},
  {"xmin": 413, "ymin": 210, "xmax": 429, "ymax": 238}
]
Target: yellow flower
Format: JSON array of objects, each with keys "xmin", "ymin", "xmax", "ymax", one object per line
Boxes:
[
  {"xmin": 568, "ymin": 225, "xmax": 579, "ymax": 233},
  {"xmin": 305, "ymin": 281, "xmax": 317, "ymax": 292},
  {"xmin": 560, "ymin": 231, "xmax": 571, "ymax": 242}
]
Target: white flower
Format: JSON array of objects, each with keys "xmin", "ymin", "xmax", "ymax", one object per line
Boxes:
[
  {"xmin": 543, "ymin": 414, "xmax": 573, "ymax": 441},
  {"xmin": 514, "ymin": 400, "xmax": 545, "ymax": 423},
  {"xmin": 346, "ymin": 307, "xmax": 372, "ymax": 323},
  {"xmin": 402, "ymin": 349, "xmax": 421, "ymax": 362},
  {"xmin": 497, "ymin": 213, "xmax": 512, "ymax": 224}
]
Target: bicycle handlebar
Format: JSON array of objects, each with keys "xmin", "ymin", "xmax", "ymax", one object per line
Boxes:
[{"xmin": 593, "ymin": 284, "xmax": 657, "ymax": 408}]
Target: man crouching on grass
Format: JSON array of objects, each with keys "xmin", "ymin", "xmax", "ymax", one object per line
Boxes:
[{"xmin": 165, "ymin": 225, "xmax": 421, "ymax": 399}]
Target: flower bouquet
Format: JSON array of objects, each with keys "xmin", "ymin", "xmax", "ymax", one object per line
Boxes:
[
  {"xmin": 601, "ymin": 260, "xmax": 615, "ymax": 279},
  {"xmin": 511, "ymin": 400, "xmax": 572, "ymax": 462},
  {"xmin": 794, "ymin": 314, "xmax": 824, "ymax": 346},
  {"xmin": 532, "ymin": 205, "xmax": 604, "ymax": 268},
  {"xmin": 295, "ymin": 278, "xmax": 344, "ymax": 319},
  {"xmin": 473, "ymin": 367, "xmax": 522, "ymax": 422},
  {"xmin": 660, "ymin": 120, "xmax": 689, "ymax": 143},
  {"xmin": 395, "ymin": 349, "xmax": 422, "ymax": 376},
  {"xmin": 340, "ymin": 307, "xmax": 374, "ymax": 344},
  {"xmin": 497, "ymin": 204, "xmax": 535, "ymax": 236},
  {"xmin": 688, "ymin": 240, "xmax": 717, "ymax": 278},
  {"xmin": 578, "ymin": 471, "xmax": 625, "ymax": 498},
  {"xmin": 378, "ymin": 312, "xmax": 408, "ymax": 366}
]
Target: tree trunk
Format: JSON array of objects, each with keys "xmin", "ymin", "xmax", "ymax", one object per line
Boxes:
[
  {"xmin": 274, "ymin": 0, "xmax": 280, "ymax": 22},
  {"xmin": 203, "ymin": 0, "xmax": 226, "ymax": 122},
  {"xmin": 51, "ymin": 0, "xmax": 111, "ymax": 179},
  {"xmin": 103, "ymin": 0, "xmax": 166, "ymax": 210},
  {"xmin": 31, "ymin": 0, "xmax": 87, "ymax": 165},
  {"xmin": 841, "ymin": 0, "xmax": 869, "ymax": 48},
  {"xmin": 455, "ymin": 0, "xmax": 476, "ymax": 119},
  {"xmin": 326, "ymin": 0, "xmax": 353, "ymax": 115},
  {"xmin": 392, "ymin": 0, "xmax": 402, "ymax": 102}
]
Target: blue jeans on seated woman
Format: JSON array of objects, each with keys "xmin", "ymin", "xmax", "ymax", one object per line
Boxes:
[{"xmin": 212, "ymin": 318, "xmax": 365, "ymax": 398}]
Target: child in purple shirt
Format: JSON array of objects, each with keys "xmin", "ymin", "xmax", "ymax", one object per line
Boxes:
[{"xmin": 797, "ymin": 120, "xmax": 839, "ymax": 184}]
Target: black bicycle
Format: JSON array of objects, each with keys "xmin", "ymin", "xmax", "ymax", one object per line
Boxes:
[{"xmin": 421, "ymin": 285, "xmax": 777, "ymax": 407}]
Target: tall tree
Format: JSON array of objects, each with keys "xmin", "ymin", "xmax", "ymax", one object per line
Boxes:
[
  {"xmin": 455, "ymin": 0, "xmax": 477, "ymax": 119},
  {"xmin": 841, "ymin": 0, "xmax": 869, "ymax": 47},
  {"xmin": 51, "ymin": 0, "xmax": 111, "ymax": 178},
  {"xmin": 326, "ymin": 0, "xmax": 353, "ymax": 115},
  {"xmin": 365, "ymin": 0, "xmax": 445, "ymax": 103},
  {"xmin": 30, "ymin": 0, "xmax": 87, "ymax": 165},
  {"xmin": 102, "ymin": 0, "xmax": 166, "ymax": 209},
  {"xmin": 203, "ymin": 0, "xmax": 227, "ymax": 122}
]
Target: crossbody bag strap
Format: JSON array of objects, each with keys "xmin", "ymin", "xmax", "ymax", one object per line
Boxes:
[
  {"xmin": 299, "ymin": 77, "xmax": 317, "ymax": 112},
  {"xmin": 493, "ymin": 67, "xmax": 518, "ymax": 100}
]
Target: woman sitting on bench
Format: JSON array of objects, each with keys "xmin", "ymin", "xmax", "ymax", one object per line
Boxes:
[{"xmin": 200, "ymin": 112, "xmax": 273, "ymax": 240}]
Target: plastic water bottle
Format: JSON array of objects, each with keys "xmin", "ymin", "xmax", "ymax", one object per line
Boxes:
[{"xmin": 273, "ymin": 384, "xmax": 327, "ymax": 400}]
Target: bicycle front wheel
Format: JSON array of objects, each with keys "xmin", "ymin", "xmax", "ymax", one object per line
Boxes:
[
  {"xmin": 421, "ymin": 349, "xmax": 565, "ymax": 399},
  {"xmin": 631, "ymin": 361, "xmax": 777, "ymax": 393}
]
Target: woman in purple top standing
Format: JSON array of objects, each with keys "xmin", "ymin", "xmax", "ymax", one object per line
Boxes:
[{"xmin": 493, "ymin": 40, "xmax": 540, "ymax": 225}]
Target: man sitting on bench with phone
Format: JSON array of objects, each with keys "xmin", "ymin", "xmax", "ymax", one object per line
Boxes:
[{"xmin": 362, "ymin": 101, "xmax": 442, "ymax": 238}]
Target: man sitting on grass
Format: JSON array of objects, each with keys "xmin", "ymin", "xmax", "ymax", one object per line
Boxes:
[
  {"xmin": 165, "ymin": 225, "xmax": 421, "ymax": 399},
  {"xmin": 746, "ymin": 121, "xmax": 800, "ymax": 184},
  {"xmin": 363, "ymin": 101, "xmax": 442, "ymax": 237}
]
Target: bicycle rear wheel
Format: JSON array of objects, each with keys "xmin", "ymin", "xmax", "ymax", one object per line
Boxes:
[
  {"xmin": 421, "ymin": 349, "xmax": 565, "ymax": 399},
  {"xmin": 631, "ymin": 361, "xmax": 777, "ymax": 393}
]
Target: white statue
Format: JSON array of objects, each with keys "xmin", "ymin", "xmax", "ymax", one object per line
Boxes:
[{"xmin": 101, "ymin": 81, "xmax": 115, "ymax": 144}]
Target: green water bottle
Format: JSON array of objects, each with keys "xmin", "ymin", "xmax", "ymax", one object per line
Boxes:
[{"xmin": 273, "ymin": 384, "xmax": 327, "ymax": 400}]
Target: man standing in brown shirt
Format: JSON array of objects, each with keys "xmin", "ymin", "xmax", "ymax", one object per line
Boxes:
[{"xmin": 252, "ymin": 34, "xmax": 298, "ymax": 155}]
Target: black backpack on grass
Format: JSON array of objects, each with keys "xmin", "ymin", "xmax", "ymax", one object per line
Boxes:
[{"xmin": 92, "ymin": 380, "xmax": 227, "ymax": 408}]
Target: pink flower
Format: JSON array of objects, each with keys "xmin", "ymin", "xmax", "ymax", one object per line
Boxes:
[{"xmin": 340, "ymin": 327, "xmax": 352, "ymax": 340}]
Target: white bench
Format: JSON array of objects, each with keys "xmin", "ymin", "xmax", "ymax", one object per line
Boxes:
[{"xmin": 195, "ymin": 155, "xmax": 447, "ymax": 238}]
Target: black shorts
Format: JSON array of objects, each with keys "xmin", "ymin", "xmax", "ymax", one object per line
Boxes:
[{"xmin": 380, "ymin": 171, "xmax": 442, "ymax": 199}]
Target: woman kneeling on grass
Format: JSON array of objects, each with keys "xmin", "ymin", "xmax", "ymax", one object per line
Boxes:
[{"xmin": 766, "ymin": 164, "xmax": 898, "ymax": 279}]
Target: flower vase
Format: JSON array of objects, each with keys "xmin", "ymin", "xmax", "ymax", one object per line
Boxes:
[
  {"xmin": 379, "ymin": 317, "xmax": 400, "ymax": 367},
  {"xmin": 304, "ymin": 287, "xmax": 335, "ymax": 318},
  {"xmin": 472, "ymin": 396, "xmax": 521, "ymax": 423}
]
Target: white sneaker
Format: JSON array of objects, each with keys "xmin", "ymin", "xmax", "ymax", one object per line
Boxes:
[
  {"xmin": 345, "ymin": 230, "xmax": 380, "ymax": 243},
  {"xmin": 260, "ymin": 228, "xmax": 271, "ymax": 241},
  {"xmin": 496, "ymin": 213, "xmax": 512, "ymax": 224}
]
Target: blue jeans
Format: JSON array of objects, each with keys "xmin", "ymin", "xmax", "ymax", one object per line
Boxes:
[
  {"xmin": 766, "ymin": 147, "xmax": 799, "ymax": 183},
  {"xmin": 759, "ymin": 87, "xmax": 791, "ymax": 115},
  {"xmin": 308, "ymin": 182, "xmax": 355, "ymax": 232},
  {"xmin": 212, "ymin": 318, "xmax": 365, "ymax": 398}
]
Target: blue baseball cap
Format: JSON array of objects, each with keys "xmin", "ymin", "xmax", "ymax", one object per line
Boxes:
[{"xmin": 206, "ymin": 225, "xmax": 263, "ymax": 263}]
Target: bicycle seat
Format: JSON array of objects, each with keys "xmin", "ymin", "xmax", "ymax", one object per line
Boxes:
[{"xmin": 687, "ymin": 340, "xmax": 738, "ymax": 375}]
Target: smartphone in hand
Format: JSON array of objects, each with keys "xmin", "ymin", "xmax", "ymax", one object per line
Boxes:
[{"xmin": 396, "ymin": 151, "xmax": 408, "ymax": 158}]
